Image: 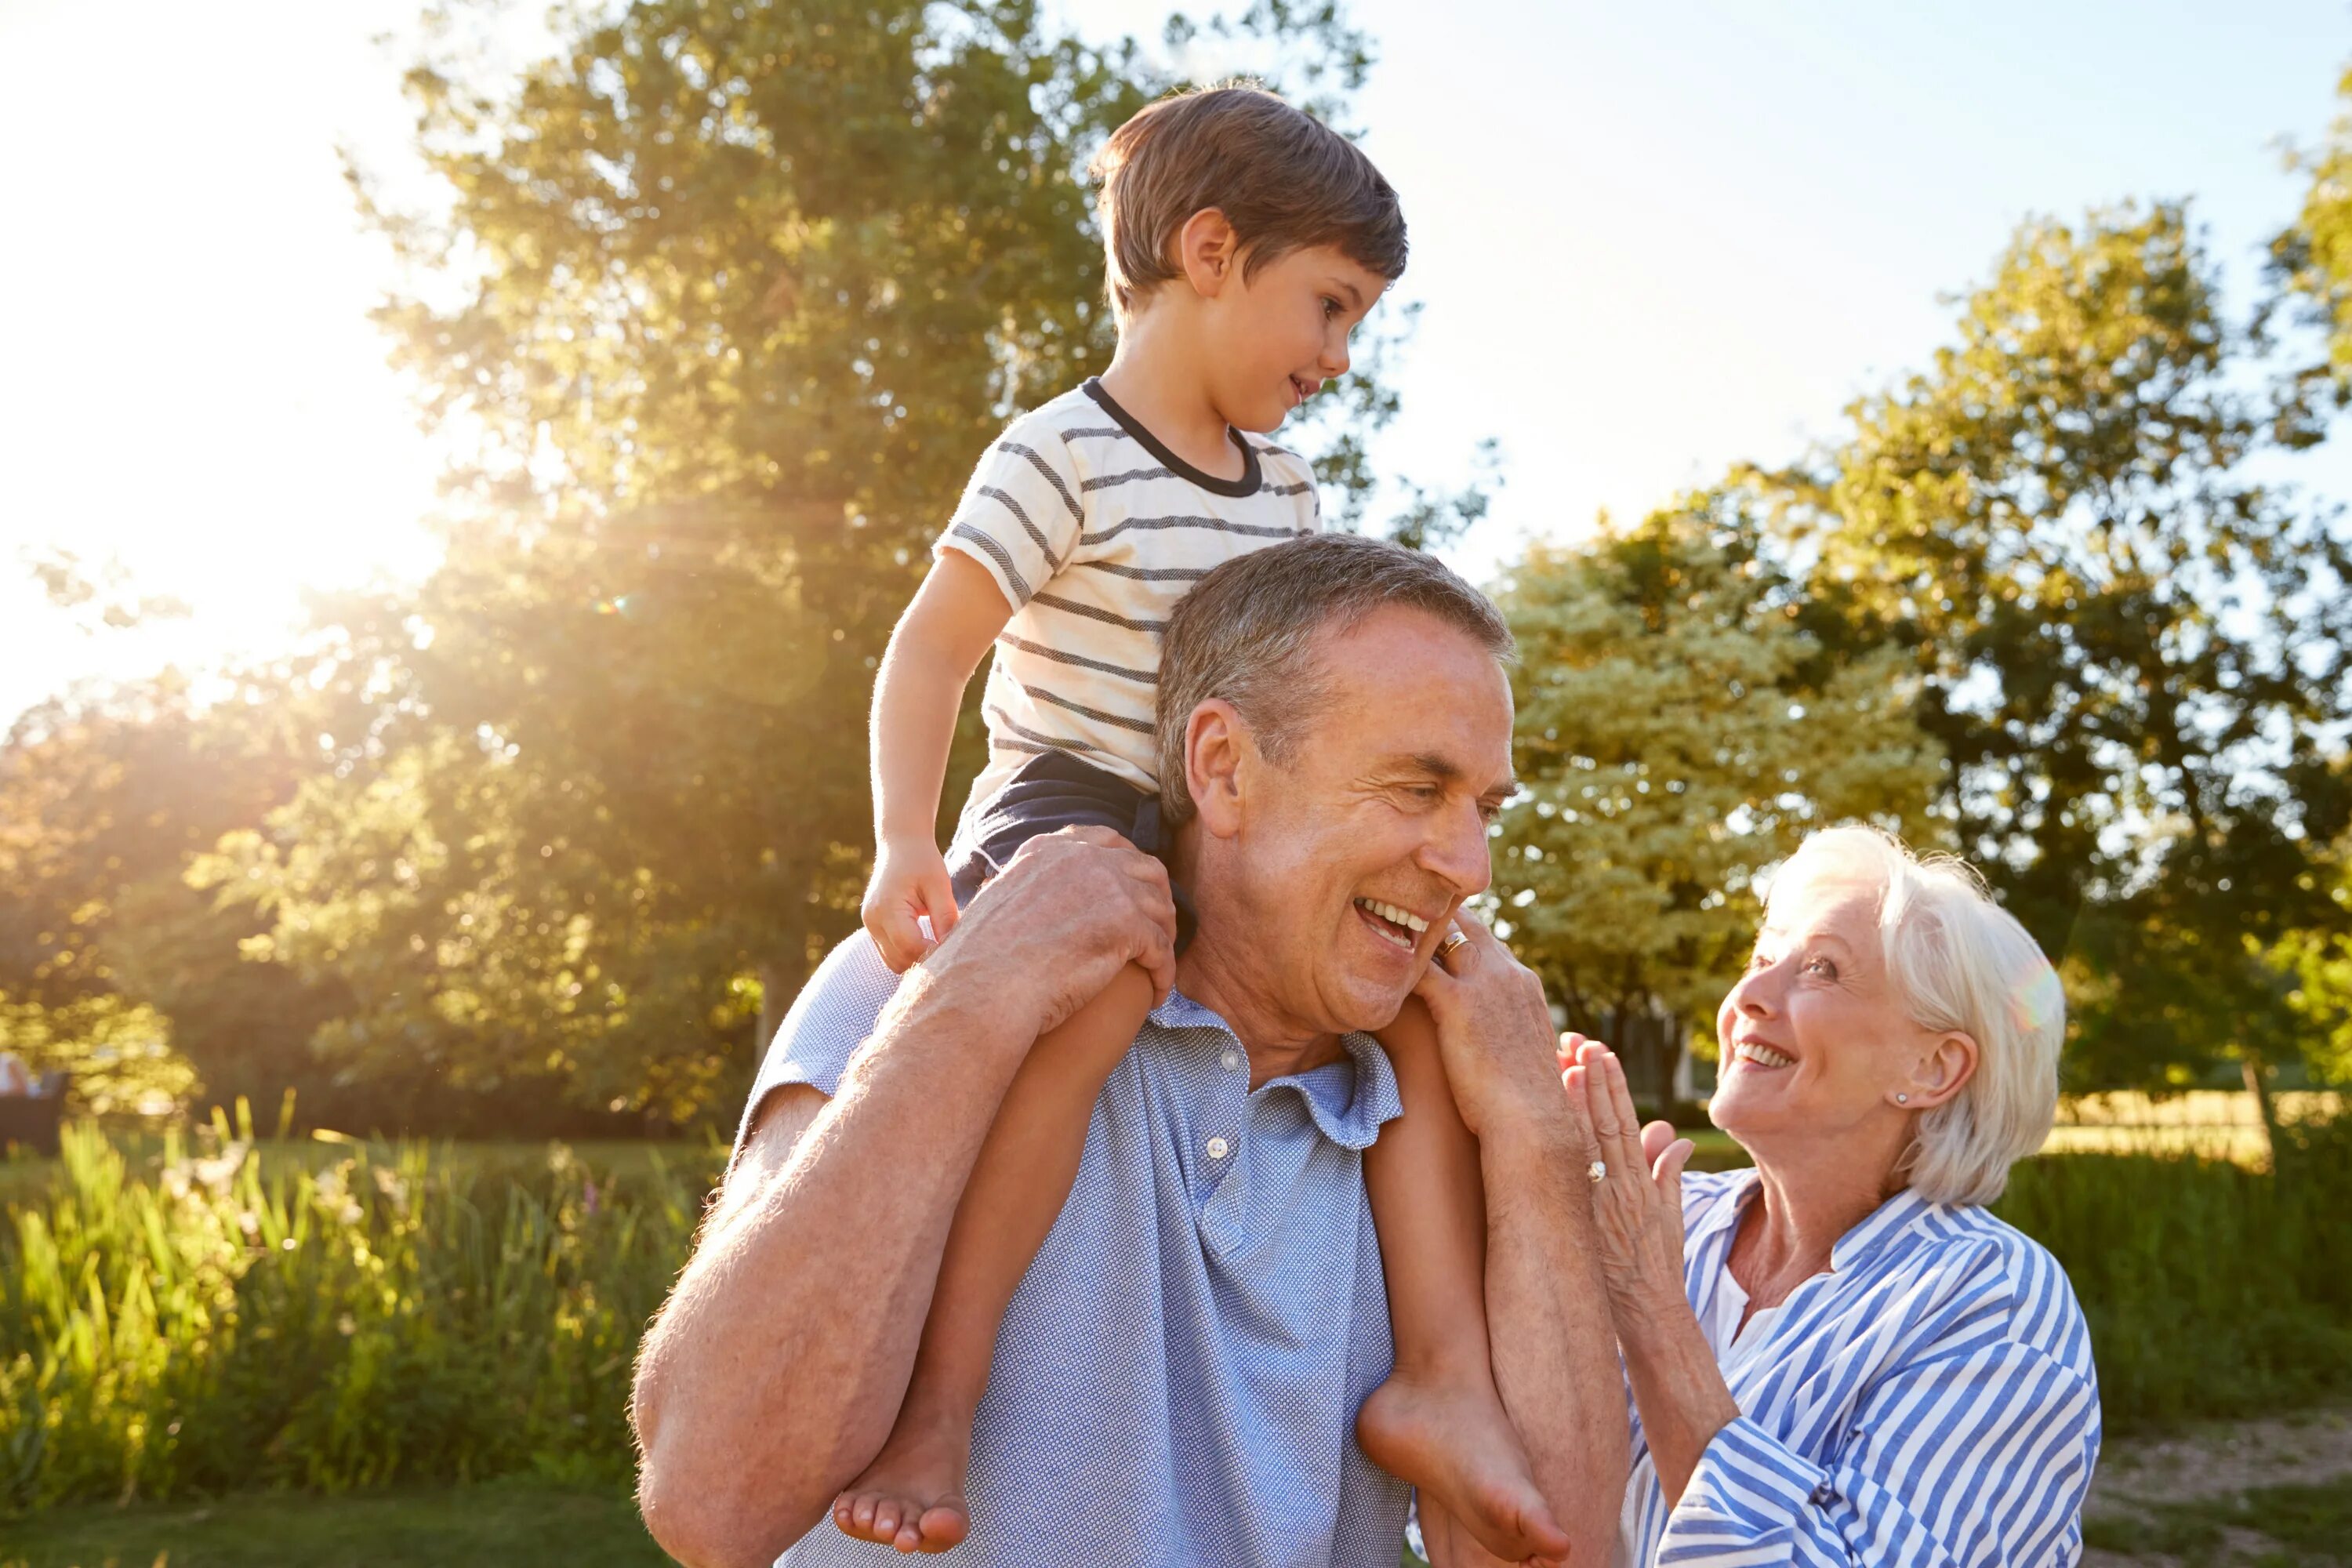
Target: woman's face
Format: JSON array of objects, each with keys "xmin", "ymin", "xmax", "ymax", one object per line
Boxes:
[{"xmin": 1709, "ymin": 869, "xmax": 1963, "ymax": 1160}]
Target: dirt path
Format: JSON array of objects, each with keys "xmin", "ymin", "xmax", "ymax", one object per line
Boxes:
[{"xmin": 2085, "ymin": 1403, "xmax": 2352, "ymax": 1566}]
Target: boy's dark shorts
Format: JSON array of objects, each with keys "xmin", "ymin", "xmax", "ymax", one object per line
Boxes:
[{"xmin": 948, "ymin": 749, "xmax": 1198, "ymax": 953}]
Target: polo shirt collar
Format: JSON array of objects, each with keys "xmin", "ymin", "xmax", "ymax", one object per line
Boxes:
[{"xmin": 1148, "ymin": 989, "xmax": 1404, "ymax": 1152}]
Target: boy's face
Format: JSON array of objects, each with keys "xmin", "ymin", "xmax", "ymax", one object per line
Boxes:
[{"xmin": 1203, "ymin": 243, "xmax": 1390, "ymax": 434}]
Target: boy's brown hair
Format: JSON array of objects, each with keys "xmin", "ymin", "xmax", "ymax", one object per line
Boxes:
[{"xmin": 1088, "ymin": 84, "xmax": 1406, "ymax": 316}]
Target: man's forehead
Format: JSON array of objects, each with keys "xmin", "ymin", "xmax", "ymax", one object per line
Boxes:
[{"xmin": 1312, "ymin": 608, "xmax": 1514, "ymax": 776}]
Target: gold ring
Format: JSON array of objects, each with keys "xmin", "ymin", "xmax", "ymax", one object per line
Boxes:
[
  {"xmin": 1436, "ymin": 932, "xmax": 1470, "ymax": 963},
  {"xmin": 1588, "ymin": 1160, "xmax": 1607, "ymax": 1184}
]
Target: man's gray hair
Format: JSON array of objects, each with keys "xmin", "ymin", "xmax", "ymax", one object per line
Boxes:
[{"xmin": 1156, "ymin": 533, "xmax": 1515, "ymax": 826}]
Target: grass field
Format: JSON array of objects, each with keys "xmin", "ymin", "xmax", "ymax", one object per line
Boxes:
[{"xmin": 0, "ymin": 1483, "xmax": 669, "ymax": 1568}]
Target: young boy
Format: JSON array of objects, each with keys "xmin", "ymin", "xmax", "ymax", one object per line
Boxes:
[{"xmin": 832, "ymin": 85, "xmax": 1564, "ymax": 1563}]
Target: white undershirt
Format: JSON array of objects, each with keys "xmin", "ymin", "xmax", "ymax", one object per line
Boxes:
[{"xmin": 1613, "ymin": 1263, "xmax": 1785, "ymax": 1568}]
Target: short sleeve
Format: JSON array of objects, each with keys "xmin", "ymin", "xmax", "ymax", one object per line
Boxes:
[
  {"xmin": 935, "ymin": 419, "xmax": 1087, "ymax": 611},
  {"xmin": 1257, "ymin": 445, "xmax": 1324, "ymax": 532},
  {"xmin": 731, "ymin": 932, "xmax": 904, "ymax": 1157}
]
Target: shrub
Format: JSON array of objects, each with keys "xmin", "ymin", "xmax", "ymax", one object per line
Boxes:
[
  {"xmin": 0, "ymin": 1107, "xmax": 720, "ymax": 1513},
  {"xmin": 1991, "ymin": 1112, "xmax": 2352, "ymax": 1432}
]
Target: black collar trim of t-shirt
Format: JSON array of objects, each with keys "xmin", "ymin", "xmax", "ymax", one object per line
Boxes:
[{"xmin": 1082, "ymin": 378, "xmax": 1263, "ymax": 498}]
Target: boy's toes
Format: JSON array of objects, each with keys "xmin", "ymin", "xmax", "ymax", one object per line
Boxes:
[{"xmin": 916, "ymin": 1501, "xmax": 971, "ymax": 1552}]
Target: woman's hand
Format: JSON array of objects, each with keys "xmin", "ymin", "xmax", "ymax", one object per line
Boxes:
[{"xmin": 1564, "ymin": 1036, "xmax": 1696, "ymax": 1324}]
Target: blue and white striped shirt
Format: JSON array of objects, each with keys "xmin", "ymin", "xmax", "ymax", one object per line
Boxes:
[
  {"xmin": 1617, "ymin": 1169, "xmax": 2101, "ymax": 1568},
  {"xmin": 739, "ymin": 934, "xmax": 1412, "ymax": 1567}
]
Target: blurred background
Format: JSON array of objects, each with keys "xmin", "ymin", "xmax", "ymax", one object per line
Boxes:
[{"xmin": 3, "ymin": 2, "xmax": 2350, "ymax": 1564}]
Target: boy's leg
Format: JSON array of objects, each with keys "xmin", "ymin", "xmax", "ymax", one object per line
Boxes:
[
  {"xmin": 1358, "ymin": 997, "xmax": 1572, "ymax": 1567},
  {"xmin": 833, "ymin": 961, "xmax": 1156, "ymax": 1554}
]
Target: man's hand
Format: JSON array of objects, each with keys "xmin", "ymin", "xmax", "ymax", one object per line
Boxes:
[
  {"xmin": 933, "ymin": 826, "xmax": 1179, "ymax": 1036},
  {"xmin": 1410, "ymin": 912, "xmax": 1581, "ymax": 1144}
]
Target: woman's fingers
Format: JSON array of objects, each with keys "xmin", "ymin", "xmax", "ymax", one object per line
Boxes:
[
  {"xmin": 1582, "ymin": 1044, "xmax": 1647, "ymax": 1174},
  {"xmin": 1640, "ymin": 1119, "xmax": 1677, "ymax": 1167}
]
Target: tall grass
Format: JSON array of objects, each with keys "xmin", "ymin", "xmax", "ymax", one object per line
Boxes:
[
  {"xmin": 0, "ymin": 1105, "xmax": 719, "ymax": 1513},
  {"xmin": 1993, "ymin": 1110, "xmax": 2352, "ymax": 1431},
  {"xmin": 3, "ymin": 1105, "xmax": 2348, "ymax": 1516}
]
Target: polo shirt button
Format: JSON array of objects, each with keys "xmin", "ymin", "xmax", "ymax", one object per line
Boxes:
[
  {"xmin": 1220, "ymin": 1050, "xmax": 1243, "ymax": 1072},
  {"xmin": 1206, "ymin": 1136, "xmax": 1230, "ymax": 1160}
]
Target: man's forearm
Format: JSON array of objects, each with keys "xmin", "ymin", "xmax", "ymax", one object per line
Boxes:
[
  {"xmin": 1479, "ymin": 1112, "xmax": 1630, "ymax": 1561},
  {"xmin": 633, "ymin": 962, "xmax": 1034, "ymax": 1566}
]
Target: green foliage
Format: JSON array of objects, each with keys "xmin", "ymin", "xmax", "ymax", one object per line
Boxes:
[
  {"xmin": 1754, "ymin": 201, "xmax": 2352, "ymax": 1093},
  {"xmin": 2276, "ymin": 58, "xmax": 2352, "ymax": 408},
  {"xmin": 1992, "ymin": 1112, "xmax": 2352, "ymax": 1431},
  {"xmin": 179, "ymin": 0, "xmax": 1409, "ymax": 1128},
  {"xmin": 0, "ymin": 681, "xmax": 341, "ymax": 1124},
  {"xmin": 1490, "ymin": 494, "xmax": 1943, "ymax": 1039},
  {"xmin": 0, "ymin": 993, "xmax": 191, "ymax": 1123},
  {"xmin": 0, "ymin": 1113, "xmax": 721, "ymax": 1512}
]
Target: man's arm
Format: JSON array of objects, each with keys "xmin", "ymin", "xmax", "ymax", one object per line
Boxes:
[
  {"xmin": 1412, "ymin": 918, "xmax": 1629, "ymax": 1568},
  {"xmin": 630, "ymin": 831, "xmax": 1177, "ymax": 1568}
]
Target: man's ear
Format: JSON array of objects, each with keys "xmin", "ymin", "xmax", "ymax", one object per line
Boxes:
[
  {"xmin": 1900, "ymin": 1029, "xmax": 1980, "ymax": 1111},
  {"xmin": 1185, "ymin": 699, "xmax": 1250, "ymax": 839},
  {"xmin": 1175, "ymin": 207, "xmax": 1240, "ymax": 299}
]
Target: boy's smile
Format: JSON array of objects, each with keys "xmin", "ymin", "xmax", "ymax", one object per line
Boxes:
[{"xmin": 1205, "ymin": 242, "xmax": 1388, "ymax": 434}]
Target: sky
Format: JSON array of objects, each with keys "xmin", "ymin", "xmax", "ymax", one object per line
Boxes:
[{"xmin": 2, "ymin": 0, "xmax": 2348, "ymax": 731}]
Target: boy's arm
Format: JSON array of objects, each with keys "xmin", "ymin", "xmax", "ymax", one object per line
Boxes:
[{"xmin": 866, "ymin": 551, "xmax": 1017, "ymax": 960}]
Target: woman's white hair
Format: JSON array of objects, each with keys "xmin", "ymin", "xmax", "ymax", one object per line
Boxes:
[{"xmin": 1767, "ymin": 826, "xmax": 2067, "ymax": 1207}]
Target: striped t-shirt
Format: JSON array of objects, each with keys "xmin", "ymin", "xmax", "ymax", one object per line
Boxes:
[{"xmin": 937, "ymin": 378, "xmax": 1320, "ymax": 819}]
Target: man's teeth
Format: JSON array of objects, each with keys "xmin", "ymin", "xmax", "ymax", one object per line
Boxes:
[
  {"xmin": 1735, "ymin": 1041, "xmax": 1795, "ymax": 1069},
  {"xmin": 1354, "ymin": 898, "xmax": 1427, "ymax": 949}
]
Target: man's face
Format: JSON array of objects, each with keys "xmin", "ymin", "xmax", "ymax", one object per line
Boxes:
[{"xmin": 1208, "ymin": 605, "xmax": 1515, "ymax": 1036}]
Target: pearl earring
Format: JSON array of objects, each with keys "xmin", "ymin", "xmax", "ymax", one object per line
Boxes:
[{"xmin": 1896, "ymin": 1093, "xmax": 1910, "ymax": 1105}]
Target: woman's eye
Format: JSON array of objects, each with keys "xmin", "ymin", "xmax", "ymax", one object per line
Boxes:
[
  {"xmin": 1323, "ymin": 296, "xmax": 1342, "ymax": 318},
  {"xmin": 1807, "ymin": 957, "xmax": 1838, "ymax": 978}
]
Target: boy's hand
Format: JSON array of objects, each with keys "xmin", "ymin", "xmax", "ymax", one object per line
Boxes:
[{"xmin": 862, "ymin": 836, "xmax": 960, "ymax": 973}]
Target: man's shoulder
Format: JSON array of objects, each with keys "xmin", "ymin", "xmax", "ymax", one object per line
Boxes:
[{"xmin": 733, "ymin": 935, "xmax": 902, "ymax": 1152}]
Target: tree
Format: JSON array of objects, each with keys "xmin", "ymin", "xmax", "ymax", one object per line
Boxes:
[
  {"xmin": 198, "ymin": 0, "xmax": 1420, "ymax": 1127},
  {"xmin": 2274, "ymin": 56, "xmax": 2352, "ymax": 408},
  {"xmin": 0, "ymin": 677, "xmax": 341, "ymax": 1123},
  {"xmin": 1757, "ymin": 202, "xmax": 2352, "ymax": 1118},
  {"xmin": 1490, "ymin": 494, "xmax": 1943, "ymax": 1102}
]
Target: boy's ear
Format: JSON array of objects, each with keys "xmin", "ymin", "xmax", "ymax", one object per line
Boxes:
[
  {"xmin": 1185, "ymin": 699, "xmax": 1250, "ymax": 838},
  {"xmin": 1176, "ymin": 207, "xmax": 1240, "ymax": 299}
]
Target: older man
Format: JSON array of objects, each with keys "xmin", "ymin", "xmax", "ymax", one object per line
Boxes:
[{"xmin": 631, "ymin": 535, "xmax": 1627, "ymax": 1567}]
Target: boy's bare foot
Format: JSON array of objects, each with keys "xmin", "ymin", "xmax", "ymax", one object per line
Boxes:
[
  {"xmin": 833, "ymin": 1418, "xmax": 972, "ymax": 1555},
  {"xmin": 1358, "ymin": 1374, "xmax": 1571, "ymax": 1568}
]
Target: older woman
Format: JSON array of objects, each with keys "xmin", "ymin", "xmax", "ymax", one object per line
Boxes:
[{"xmin": 1569, "ymin": 826, "xmax": 2100, "ymax": 1567}]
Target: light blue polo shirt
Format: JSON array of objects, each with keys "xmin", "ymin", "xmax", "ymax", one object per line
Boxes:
[{"xmin": 739, "ymin": 933, "xmax": 1411, "ymax": 1567}]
